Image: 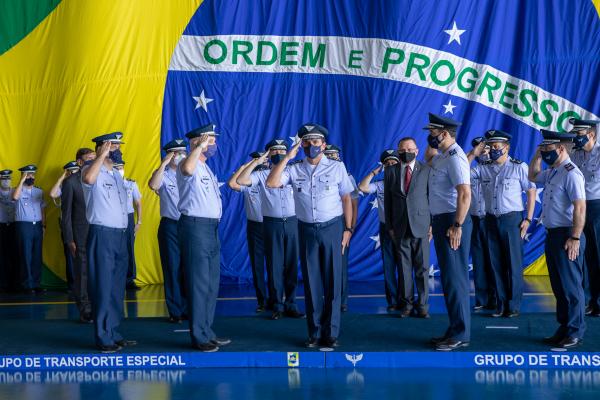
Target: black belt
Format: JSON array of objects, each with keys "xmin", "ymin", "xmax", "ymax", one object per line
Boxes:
[
  {"xmin": 299, "ymin": 216, "xmax": 342, "ymax": 228},
  {"xmin": 180, "ymin": 215, "xmax": 220, "ymax": 224},
  {"xmin": 263, "ymin": 216, "xmax": 297, "ymax": 223}
]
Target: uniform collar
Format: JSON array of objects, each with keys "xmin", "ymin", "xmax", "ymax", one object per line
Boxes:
[{"xmin": 443, "ymin": 142, "xmax": 459, "ymax": 156}]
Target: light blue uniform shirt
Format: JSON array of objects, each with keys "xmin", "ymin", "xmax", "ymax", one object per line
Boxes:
[
  {"xmin": 250, "ymin": 168, "xmax": 295, "ymax": 219},
  {"xmin": 472, "ymin": 158, "xmax": 535, "ymax": 216},
  {"xmin": 176, "ymin": 161, "xmax": 222, "ymax": 219},
  {"xmin": 124, "ymin": 179, "xmax": 141, "ymax": 214},
  {"xmin": 367, "ymin": 180, "xmax": 385, "ymax": 223},
  {"xmin": 0, "ymin": 189, "xmax": 16, "ymax": 223},
  {"xmin": 15, "ymin": 186, "xmax": 46, "ymax": 222},
  {"xmin": 157, "ymin": 166, "xmax": 181, "ymax": 220},
  {"xmin": 429, "ymin": 142, "xmax": 470, "ymax": 216},
  {"xmin": 81, "ymin": 165, "xmax": 129, "ymax": 229},
  {"xmin": 571, "ymin": 141, "xmax": 600, "ymax": 201},
  {"xmin": 469, "ymin": 167, "xmax": 486, "ymax": 217},
  {"xmin": 349, "ymin": 175, "xmax": 360, "ymax": 200},
  {"xmin": 535, "ymin": 158, "xmax": 586, "ymax": 229},
  {"xmin": 240, "ymin": 184, "xmax": 263, "ymax": 222},
  {"xmin": 280, "ymin": 156, "xmax": 354, "ymax": 223}
]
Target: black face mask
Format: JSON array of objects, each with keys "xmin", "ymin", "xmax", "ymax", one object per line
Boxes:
[
  {"xmin": 399, "ymin": 152, "xmax": 416, "ymax": 163},
  {"xmin": 24, "ymin": 178, "xmax": 35, "ymax": 186}
]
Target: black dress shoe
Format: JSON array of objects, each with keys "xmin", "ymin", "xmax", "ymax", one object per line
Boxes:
[
  {"xmin": 80, "ymin": 314, "xmax": 94, "ymax": 324},
  {"xmin": 414, "ymin": 311, "xmax": 431, "ymax": 319},
  {"xmin": 285, "ymin": 310, "xmax": 306, "ymax": 319},
  {"xmin": 341, "ymin": 305, "xmax": 348, "ymax": 312},
  {"xmin": 398, "ymin": 308, "xmax": 411, "ymax": 318},
  {"xmin": 435, "ymin": 338, "xmax": 469, "ymax": 351},
  {"xmin": 115, "ymin": 339, "xmax": 137, "ymax": 347},
  {"xmin": 194, "ymin": 342, "xmax": 219, "ymax": 352},
  {"xmin": 585, "ymin": 305, "xmax": 593, "ymax": 315},
  {"xmin": 210, "ymin": 337, "xmax": 231, "ymax": 346},
  {"xmin": 255, "ymin": 304, "xmax": 265, "ymax": 313},
  {"xmin": 324, "ymin": 337, "xmax": 339, "ymax": 348},
  {"xmin": 491, "ymin": 309, "xmax": 504, "ymax": 318},
  {"xmin": 505, "ymin": 310, "xmax": 520, "ymax": 318},
  {"xmin": 271, "ymin": 311, "xmax": 283, "ymax": 320},
  {"xmin": 473, "ymin": 304, "xmax": 485, "ymax": 312},
  {"xmin": 386, "ymin": 305, "xmax": 397, "ymax": 312},
  {"xmin": 265, "ymin": 303, "xmax": 275, "ymax": 311},
  {"xmin": 430, "ymin": 336, "xmax": 447, "ymax": 345},
  {"xmin": 305, "ymin": 338, "xmax": 319, "ymax": 348},
  {"xmin": 543, "ymin": 334, "xmax": 564, "ymax": 345},
  {"xmin": 168, "ymin": 316, "xmax": 182, "ymax": 324},
  {"xmin": 557, "ymin": 337, "xmax": 582, "ymax": 349},
  {"xmin": 98, "ymin": 344, "xmax": 121, "ymax": 353}
]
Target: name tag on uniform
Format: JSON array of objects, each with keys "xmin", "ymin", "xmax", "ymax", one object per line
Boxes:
[{"xmin": 200, "ymin": 177, "xmax": 210, "ymax": 185}]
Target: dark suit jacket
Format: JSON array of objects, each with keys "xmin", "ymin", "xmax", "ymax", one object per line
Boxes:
[
  {"xmin": 384, "ymin": 160, "xmax": 431, "ymax": 239},
  {"xmin": 60, "ymin": 171, "xmax": 88, "ymax": 244}
]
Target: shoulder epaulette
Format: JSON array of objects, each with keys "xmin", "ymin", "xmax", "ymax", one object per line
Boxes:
[
  {"xmin": 449, "ymin": 149, "xmax": 457, "ymax": 156},
  {"xmin": 510, "ymin": 158, "xmax": 523, "ymax": 164},
  {"xmin": 126, "ymin": 178, "xmax": 136, "ymax": 182},
  {"xmin": 565, "ymin": 163, "xmax": 575, "ymax": 172},
  {"xmin": 482, "ymin": 160, "xmax": 493, "ymax": 165},
  {"xmin": 289, "ymin": 160, "xmax": 302, "ymax": 165}
]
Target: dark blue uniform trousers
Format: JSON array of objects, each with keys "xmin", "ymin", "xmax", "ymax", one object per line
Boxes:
[
  {"xmin": 263, "ymin": 216, "xmax": 299, "ymax": 312},
  {"xmin": 584, "ymin": 200, "xmax": 600, "ymax": 312},
  {"xmin": 126, "ymin": 213, "xmax": 137, "ymax": 285},
  {"xmin": 546, "ymin": 228, "xmax": 586, "ymax": 339},
  {"xmin": 0, "ymin": 222, "xmax": 16, "ymax": 291},
  {"xmin": 158, "ymin": 217, "xmax": 186, "ymax": 318},
  {"xmin": 86, "ymin": 224, "xmax": 128, "ymax": 347},
  {"xmin": 15, "ymin": 221, "xmax": 43, "ymax": 290},
  {"xmin": 470, "ymin": 215, "xmax": 496, "ymax": 307},
  {"xmin": 246, "ymin": 220, "xmax": 268, "ymax": 307},
  {"xmin": 432, "ymin": 212, "xmax": 472, "ymax": 342},
  {"xmin": 341, "ymin": 240, "xmax": 350, "ymax": 307},
  {"xmin": 178, "ymin": 215, "xmax": 220, "ymax": 346},
  {"xmin": 379, "ymin": 223, "xmax": 400, "ymax": 307},
  {"xmin": 485, "ymin": 212, "xmax": 524, "ymax": 312},
  {"xmin": 299, "ymin": 216, "xmax": 343, "ymax": 340}
]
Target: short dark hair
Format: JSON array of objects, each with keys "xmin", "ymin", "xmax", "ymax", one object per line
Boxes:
[
  {"xmin": 76, "ymin": 148, "xmax": 94, "ymax": 160},
  {"xmin": 445, "ymin": 128, "xmax": 457, "ymax": 138},
  {"xmin": 397, "ymin": 137, "xmax": 417, "ymax": 147}
]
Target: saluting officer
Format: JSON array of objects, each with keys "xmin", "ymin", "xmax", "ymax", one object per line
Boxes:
[
  {"xmin": 237, "ymin": 139, "xmax": 304, "ymax": 320},
  {"xmin": 323, "ymin": 145, "xmax": 359, "ymax": 312},
  {"xmin": 228, "ymin": 151, "xmax": 271, "ymax": 314},
  {"xmin": 358, "ymin": 150, "xmax": 400, "ymax": 311},
  {"xmin": 529, "ymin": 130, "xmax": 586, "ymax": 348},
  {"xmin": 467, "ymin": 138, "xmax": 496, "ymax": 312},
  {"xmin": 177, "ymin": 124, "xmax": 230, "ymax": 352},
  {"xmin": 570, "ymin": 118, "xmax": 600, "ymax": 317},
  {"xmin": 0, "ymin": 169, "xmax": 16, "ymax": 292},
  {"xmin": 148, "ymin": 139, "xmax": 188, "ymax": 323},
  {"xmin": 266, "ymin": 124, "xmax": 354, "ymax": 348},
  {"xmin": 82, "ymin": 132, "xmax": 135, "ymax": 353},
  {"xmin": 12, "ymin": 164, "xmax": 46, "ymax": 294},
  {"xmin": 469, "ymin": 130, "xmax": 536, "ymax": 318},
  {"xmin": 423, "ymin": 113, "xmax": 472, "ymax": 351}
]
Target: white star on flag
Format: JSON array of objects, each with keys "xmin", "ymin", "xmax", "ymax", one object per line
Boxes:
[
  {"xmin": 523, "ymin": 233, "xmax": 532, "ymax": 242},
  {"xmin": 535, "ymin": 187, "xmax": 544, "ymax": 203},
  {"xmin": 218, "ymin": 182, "xmax": 225, "ymax": 188},
  {"xmin": 193, "ymin": 90, "xmax": 213, "ymax": 112},
  {"xmin": 443, "ymin": 100, "xmax": 457, "ymax": 115},
  {"xmin": 534, "ymin": 217, "xmax": 543, "ymax": 226},
  {"xmin": 370, "ymin": 198, "xmax": 378, "ymax": 210},
  {"xmin": 369, "ymin": 234, "xmax": 381, "ymax": 250},
  {"xmin": 444, "ymin": 21, "xmax": 466, "ymax": 45},
  {"xmin": 289, "ymin": 134, "xmax": 300, "ymax": 145}
]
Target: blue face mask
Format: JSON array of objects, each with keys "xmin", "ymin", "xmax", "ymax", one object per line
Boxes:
[
  {"xmin": 24, "ymin": 178, "xmax": 35, "ymax": 186},
  {"xmin": 541, "ymin": 150, "xmax": 559, "ymax": 166},
  {"xmin": 489, "ymin": 148, "xmax": 504, "ymax": 161},
  {"xmin": 303, "ymin": 145, "xmax": 322, "ymax": 159},
  {"xmin": 108, "ymin": 149, "xmax": 123, "ymax": 163},
  {"xmin": 427, "ymin": 133, "xmax": 442, "ymax": 149},
  {"xmin": 203, "ymin": 144, "xmax": 218, "ymax": 158},
  {"xmin": 573, "ymin": 135, "xmax": 589, "ymax": 149},
  {"xmin": 476, "ymin": 153, "xmax": 490, "ymax": 163},
  {"xmin": 83, "ymin": 159, "xmax": 94, "ymax": 166},
  {"xmin": 270, "ymin": 154, "xmax": 285, "ymax": 165}
]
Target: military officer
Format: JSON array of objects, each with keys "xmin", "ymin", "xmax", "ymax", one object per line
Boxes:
[
  {"xmin": 82, "ymin": 132, "xmax": 135, "ymax": 353},
  {"xmin": 228, "ymin": 151, "xmax": 270, "ymax": 314},
  {"xmin": 148, "ymin": 139, "xmax": 188, "ymax": 323},
  {"xmin": 423, "ymin": 113, "xmax": 472, "ymax": 351},
  {"xmin": 358, "ymin": 150, "xmax": 400, "ymax": 311},
  {"xmin": 12, "ymin": 164, "xmax": 46, "ymax": 294},
  {"xmin": 177, "ymin": 123, "xmax": 230, "ymax": 352},
  {"xmin": 323, "ymin": 144, "xmax": 359, "ymax": 312},
  {"xmin": 266, "ymin": 123, "xmax": 354, "ymax": 348},
  {"xmin": 469, "ymin": 130, "xmax": 536, "ymax": 318},
  {"xmin": 529, "ymin": 129, "xmax": 586, "ymax": 348},
  {"xmin": 467, "ymin": 138, "xmax": 496, "ymax": 312},
  {"xmin": 0, "ymin": 169, "xmax": 16, "ymax": 292},
  {"xmin": 237, "ymin": 139, "xmax": 304, "ymax": 320},
  {"xmin": 570, "ymin": 118, "xmax": 600, "ymax": 317},
  {"xmin": 113, "ymin": 160, "xmax": 142, "ymax": 290}
]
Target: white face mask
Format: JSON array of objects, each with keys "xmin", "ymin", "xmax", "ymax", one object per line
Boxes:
[
  {"xmin": 173, "ymin": 154, "xmax": 185, "ymax": 165},
  {"xmin": 0, "ymin": 180, "xmax": 10, "ymax": 189},
  {"xmin": 118, "ymin": 169, "xmax": 125, "ymax": 178}
]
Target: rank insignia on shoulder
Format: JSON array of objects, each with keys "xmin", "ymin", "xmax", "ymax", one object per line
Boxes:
[
  {"xmin": 510, "ymin": 159, "xmax": 523, "ymax": 164},
  {"xmin": 483, "ymin": 160, "xmax": 493, "ymax": 165},
  {"xmin": 565, "ymin": 163, "xmax": 575, "ymax": 171},
  {"xmin": 289, "ymin": 160, "xmax": 302, "ymax": 165},
  {"xmin": 449, "ymin": 149, "xmax": 457, "ymax": 156}
]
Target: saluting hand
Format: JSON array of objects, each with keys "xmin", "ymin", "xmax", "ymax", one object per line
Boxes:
[
  {"xmin": 565, "ymin": 238, "xmax": 580, "ymax": 261},
  {"xmin": 287, "ymin": 140, "xmax": 302, "ymax": 160},
  {"xmin": 162, "ymin": 152, "xmax": 174, "ymax": 164},
  {"xmin": 257, "ymin": 151, "xmax": 269, "ymax": 164},
  {"xmin": 99, "ymin": 141, "xmax": 112, "ymax": 159},
  {"xmin": 372, "ymin": 165, "xmax": 382, "ymax": 176}
]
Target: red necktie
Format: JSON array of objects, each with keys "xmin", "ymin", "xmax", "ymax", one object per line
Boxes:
[{"xmin": 404, "ymin": 165, "xmax": 412, "ymax": 193}]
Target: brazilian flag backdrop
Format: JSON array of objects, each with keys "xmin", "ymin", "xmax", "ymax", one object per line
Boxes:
[{"xmin": 1, "ymin": 0, "xmax": 599, "ymax": 287}]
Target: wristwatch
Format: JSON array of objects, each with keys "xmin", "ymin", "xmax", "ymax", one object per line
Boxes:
[
  {"xmin": 344, "ymin": 227, "xmax": 354, "ymax": 234},
  {"xmin": 453, "ymin": 222, "xmax": 462, "ymax": 228}
]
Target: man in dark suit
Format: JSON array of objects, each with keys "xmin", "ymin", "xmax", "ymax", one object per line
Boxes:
[
  {"xmin": 61, "ymin": 148, "xmax": 96, "ymax": 323},
  {"xmin": 384, "ymin": 137, "xmax": 431, "ymax": 318}
]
